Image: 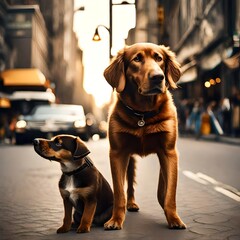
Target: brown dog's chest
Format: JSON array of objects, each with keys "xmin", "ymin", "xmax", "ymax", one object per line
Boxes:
[{"xmin": 111, "ymin": 131, "xmax": 171, "ymax": 156}]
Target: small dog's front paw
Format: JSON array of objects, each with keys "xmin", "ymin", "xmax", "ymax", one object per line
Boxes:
[
  {"xmin": 104, "ymin": 218, "xmax": 123, "ymax": 230},
  {"xmin": 56, "ymin": 225, "xmax": 71, "ymax": 233},
  {"xmin": 76, "ymin": 225, "xmax": 90, "ymax": 233}
]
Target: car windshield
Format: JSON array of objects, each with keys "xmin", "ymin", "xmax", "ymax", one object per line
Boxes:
[{"xmin": 32, "ymin": 105, "xmax": 84, "ymax": 116}]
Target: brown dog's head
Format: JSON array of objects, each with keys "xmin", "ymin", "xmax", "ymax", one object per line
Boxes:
[
  {"xmin": 33, "ymin": 135, "xmax": 90, "ymax": 167},
  {"xmin": 104, "ymin": 43, "xmax": 181, "ymax": 95}
]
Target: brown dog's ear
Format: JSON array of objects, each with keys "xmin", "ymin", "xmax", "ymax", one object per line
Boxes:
[
  {"xmin": 73, "ymin": 137, "xmax": 90, "ymax": 159},
  {"xmin": 160, "ymin": 45, "xmax": 181, "ymax": 89},
  {"xmin": 104, "ymin": 49, "xmax": 126, "ymax": 92}
]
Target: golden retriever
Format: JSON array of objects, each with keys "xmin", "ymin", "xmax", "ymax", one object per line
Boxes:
[{"xmin": 103, "ymin": 43, "xmax": 186, "ymax": 230}]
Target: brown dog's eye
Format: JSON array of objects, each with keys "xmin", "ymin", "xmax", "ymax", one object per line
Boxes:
[
  {"xmin": 133, "ymin": 54, "xmax": 143, "ymax": 62},
  {"xmin": 154, "ymin": 54, "xmax": 162, "ymax": 62}
]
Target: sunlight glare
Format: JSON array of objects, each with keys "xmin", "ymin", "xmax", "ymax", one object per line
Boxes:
[{"xmin": 74, "ymin": 0, "xmax": 136, "ymax": 107}]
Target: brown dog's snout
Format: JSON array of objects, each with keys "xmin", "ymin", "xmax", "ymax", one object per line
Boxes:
[{"xmin": 149, "ymin": 73, "xmax": 164, "ymax": 83}]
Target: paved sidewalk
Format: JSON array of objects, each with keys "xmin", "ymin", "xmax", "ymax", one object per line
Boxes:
[
  {"xmin": 0, "ymin": 140, "xmax": 239, "ymax": 240},
  {"xmin": 180, "ymin": 133, "xmax": 240, "ymax": 146}
]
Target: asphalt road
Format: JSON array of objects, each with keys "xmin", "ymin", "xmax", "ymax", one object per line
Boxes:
[{"xmin": 0, "ymin": 137, "xmax": 239, "ymax": 240}]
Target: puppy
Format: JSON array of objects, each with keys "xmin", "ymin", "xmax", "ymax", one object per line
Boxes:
[
  {"xmin": 103, "ymin": 43, "xmax": 186, "ymax": 230},
  {"xmin": 33, "ymin": 134, "xmax": 113, "ymax": 233}
]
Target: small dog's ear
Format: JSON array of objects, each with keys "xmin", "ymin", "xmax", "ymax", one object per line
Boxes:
[
  {"xmin": 73, "ymin": 137, "xmax": 90, "ymax": 159},
  {"xmin": 160, "ymin": 45, "xmax": 181, "ymax": 89},
  {"xmin": 104, "ymin": 48, "xmax": 126, "ymax": 92}
]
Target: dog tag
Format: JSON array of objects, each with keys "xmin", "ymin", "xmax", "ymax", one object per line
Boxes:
[{"xmin": 138, "ymin": 119, "xmax": 145, "ymax": 127}]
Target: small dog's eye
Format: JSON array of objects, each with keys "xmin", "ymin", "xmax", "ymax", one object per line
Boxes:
[
  {"xmin": 55, "ymin": 142, "xmax": 62, "ymax": 147},
  {"xmin": 154, "ymin": 54, "xmax": 162, "ymax": 62},
  {"xmin": 54, "ymin": 140, "xmax": 62, "ymax": 147},
  {"xmin": 133, "ymin": 54, "xmax": 143, "ymax": 62}
]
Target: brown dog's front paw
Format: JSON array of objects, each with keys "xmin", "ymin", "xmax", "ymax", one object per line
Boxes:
[
  {"xmin": 76, "ymin": 225, "xmax": 90, "ymax": 233},
  {"xmin": 165, "ymin": 209, "xmax": 186, "ymax": 229},
  {"xmin": 104, "ymin": 218, "xmax": 123, "ymax": 230},
  {"xmin": 127, "ymin": 202, "xmax": 139, "ymax": 212},
  {"xmin": 167, "ymin": 216, "xmax": 186, "ymax": 229},
  {"xmin": 56, "ymin": 225, "xmax": 71, "ymax": 233}
]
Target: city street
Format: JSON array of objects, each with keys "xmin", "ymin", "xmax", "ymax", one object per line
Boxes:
[{"xmin": 0, "ymin": 137, "xmax": 239, "ymax": 240}]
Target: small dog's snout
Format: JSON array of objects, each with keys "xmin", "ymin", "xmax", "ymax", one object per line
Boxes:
[{"xmin": 33, "ymin": 138, "xmax": 40, "ymax": 146}]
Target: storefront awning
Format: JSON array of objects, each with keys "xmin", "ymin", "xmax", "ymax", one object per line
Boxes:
[
  {"xmin": 9, "ymin": 91, "xmax": 56, "ymax": 103},
  {"xmin": 0, "ymin": 68, "xmax": 46, "ymax": 86},
  {"xmin": 223, "ymin": 52, "xmax": 240, "ymax": 69},
  {"xmin": 0, "ymin": 98, "xmax": 11, "ymax": 108},
  {"xmin": 200, "ymin": 51, "xmax": 222, "ymax": 70},
  {"xmin": 178, "ymin": 60, "xmax": 197, "ymax": 84}
]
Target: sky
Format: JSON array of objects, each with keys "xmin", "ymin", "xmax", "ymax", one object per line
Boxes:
[{"xmin": 73, "ymin": 0, "xmax": 136, "ymax": 107}]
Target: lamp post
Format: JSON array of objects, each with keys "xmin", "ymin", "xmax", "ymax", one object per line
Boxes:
[
  {"xmin": 92, "ymin": 1, "xmax": 134, "ymax": 59},
  {"xmin": 92, "ymin": 24, "xmax": 112, "ymax": 58},
  {"xmin": 92, "ymin": 0, "xmax": 113, "ymax": 58}
]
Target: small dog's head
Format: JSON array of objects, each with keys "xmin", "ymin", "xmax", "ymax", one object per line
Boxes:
[
  {"xmin": 104, "ymin": 43, "xmax": 181, "ymax": 95},
  {"xmin": 33, "ymin": 134, "xmax": 90, "ymax": 169}
]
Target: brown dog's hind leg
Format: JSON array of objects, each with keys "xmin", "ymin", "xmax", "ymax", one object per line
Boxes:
[
  {"xmin": 157, "ymin": 150, "xmax": 186, "ymax": 229},
  {"xmin": 157, "ymin": 169, "xmax": 166, "ymax": 209},
  {"xmin": 127, "ymin": 156, "xmax": 139, "ymax": 212}
]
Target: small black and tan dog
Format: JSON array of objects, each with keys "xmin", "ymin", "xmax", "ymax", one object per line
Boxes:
[{"xmin": 33, "ymin": 134, "xmax": 113, "ymax": 234}]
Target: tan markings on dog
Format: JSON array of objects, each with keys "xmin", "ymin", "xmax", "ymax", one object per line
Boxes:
[
  {"xmin": 60, "ymin": 188, "xmax": 70, "ymax": 198},
  {"xmin": 71, "ymin": 186, "xmax": 95, "ymax": 200},
  {"xmin": 55, "ymin": 149, "xmax": 72, "ymax": 160}
]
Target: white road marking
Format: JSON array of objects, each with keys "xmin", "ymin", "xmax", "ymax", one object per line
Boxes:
[
  {"xmin": 182, "ymin": 171, "xmax": 208, "ymax": 185},
  {"xmin": 196, "ymin": 172, "xmax": 218, "ymax": 185},
  {"xmin": 214, "ymin": 186, "xmax": 240, "ymax": 202},
  {"xmin": 182, "ymin": 170, "xmax": 240, "ymax": 202}
]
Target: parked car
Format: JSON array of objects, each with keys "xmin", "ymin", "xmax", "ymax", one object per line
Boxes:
[
  {"xmin": 85, "ymin": 113, "xmax": 107, "ymax": 139},
  {"xmin": 15, "ymin": 104, "xmax": 89, "ymax": 144}
]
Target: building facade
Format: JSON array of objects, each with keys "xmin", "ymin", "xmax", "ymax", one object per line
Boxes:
[
  {"xmin": 0, "ymin": 0, "xmax": 90, "ymax": 107},
  {"xmin": 6, "ymin": 5, "xmax": 48, "ymax": 74},
  {"xmin": 127, "ymin": 0, "xmax": 240, "ymax": 135},
  {"xmin": 161, "ymin": 0, "xmax": 240, "ymax": 105}
]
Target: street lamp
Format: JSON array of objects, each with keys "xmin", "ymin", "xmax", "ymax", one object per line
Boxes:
[
  {"xmin": 92, "ymin": 25, "xmax": 110, "ymax": 42},
  {"xmin": 92, "ymin": 1, "xmax": 135, "ymax": 59}
]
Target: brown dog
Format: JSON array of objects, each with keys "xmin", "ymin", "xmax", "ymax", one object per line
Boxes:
[
  {"xmin": 33, "ymin": 134, "xmax": 113, "ymax": 233},
  {"xmin": 103, "ymin": 43, "xmax": 186, "ymax": 230}
]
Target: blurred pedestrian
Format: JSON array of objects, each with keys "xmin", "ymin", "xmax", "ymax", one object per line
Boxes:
[
  {"xmin": 207, "ymin": 101, "xmax": 223, "ymax": 136},
  {"xmin": 230, "ymin": 87, "xmax": 240, "ymax": 137},
  {"xmin": 178, "ymin": 99, "xmax": 190, "ymax": 135},
  {"xmin": 217, "ymin": 98, "xmax": 231, "ymax": 135},
  {"xmin": 200, "ymin": 110, "xmax": 211, "ymax": 135},
  {"xmin": 186, "ymin": 99, "xmax": 204, "ymax": 138}
]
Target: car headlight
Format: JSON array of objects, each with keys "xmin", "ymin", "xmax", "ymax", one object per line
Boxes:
[
  {"xmin": 16, "ymin": 120, "xmax": 27, "ymax": 129},
  {"xmin": 74, "ymin": 120, "xmax": 86, "ymax": 128}
]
